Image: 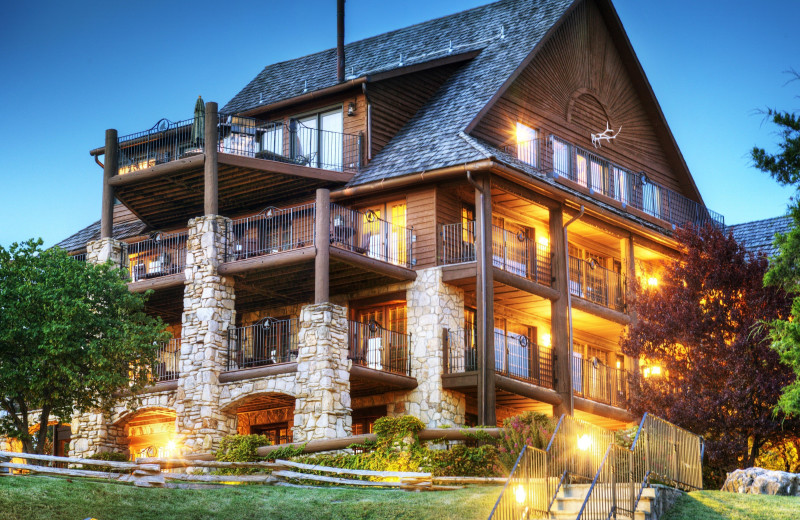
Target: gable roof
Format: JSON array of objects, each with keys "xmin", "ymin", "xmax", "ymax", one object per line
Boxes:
[
  {"xmin": 728, "ymin": 215, "xmax": 792, "ymax": 258},
  {"xmin": 56, "ymin": 219, "xmax": 147, "ymax": 253},
  {"xmin": 223, "ymin": 0, "xmax": 575, "ymax": 186}
]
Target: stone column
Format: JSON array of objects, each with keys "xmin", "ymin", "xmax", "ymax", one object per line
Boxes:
[
  {"xmin": 293, "ymin": 303, "xmax": 351, "ymax": 442},
  {"xmin": 398, "ymin": 267, "xmax": 466, "ymax": 427},
  {"xmin": 69, "ymin": 411, "xmax": 125, "ymax": 458},
  {"xmin": 86, "ymin": 237, "xmax": 125, "ymax": 267},
  {"xmin": 176, "ymin": 215, "xmax": 238, "ymax": 453}
]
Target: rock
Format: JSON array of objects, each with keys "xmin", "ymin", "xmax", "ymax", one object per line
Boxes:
[{"xmin": 722, "ymin": 467, "xmax": 800, "ymax": 496}]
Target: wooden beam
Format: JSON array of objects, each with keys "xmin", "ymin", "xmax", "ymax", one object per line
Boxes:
[
  {"xmin": 315, "ymin": 189, "xmax": 331, "ymax": 303},
  {"xmin": 494, "ymin": 374, "xmax": 563, "ymax": 406},
  {"xmin": 574, "ymin": 397, "xmax": 636, "ymax": 423},
  {"xmin": 350, "ymin": 365, "xmax": 418, "ymax": 390},
  {"xmin": 204, "ymin": 102, "xmax": 219, "ymax": 215},
  {"xmin": 218, "ymin": 153, "xmax": 354, "ymax": 184},
  {"xmin": 492, "ymin": 267, "xmax": 560, "ymax": 301},
  {"xmin": 571, "ymin": 297, "xmax": 631, "ymax": 325},
  {"xmin": 492, "ymin": 175, "xmax": 560, "ymax": 210},
  {"xmin": 442, "ymin": 371, "xmax": 478, "ymax": 390},
  {"xmin": 128, "ymin": 272, "xmax": 185, "ymax": 293},
  {"xmin": 101, "ymin": 129, "xmax": 118, "ymax": 238},
  {"xmin": 329, "ymin": 247, "xmax": 416, "ymax": 281},
  {"xmin": 218, "ymin": 247, "xmax": 316, "ymax": 276},
  {"xmin": 549, "ymin": 205, "xmax": 572, "ymax": 416},
  {"xmin": 218, "ymin": 363, "xmax": 298, "ymax": 383},
  {"xmin": 474, "ymin": 172, "xmax": 496, "ymax": 427},
  {"xmin": 108, "ymin": 154, "xmax": 205, "ymax": 187},
  {"xmin": 442, "ymin": 262, "xmax": 477, "ymax": 283}
]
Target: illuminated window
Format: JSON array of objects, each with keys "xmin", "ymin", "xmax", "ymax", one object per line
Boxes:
[{"xmin": 515, "ymin": 123, "xmax": 538, "ymax": 166}]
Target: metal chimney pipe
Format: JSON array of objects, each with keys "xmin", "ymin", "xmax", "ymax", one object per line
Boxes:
[{"xmin": 337, "ymin": 0, "xmax": 345, "ymax": 82}]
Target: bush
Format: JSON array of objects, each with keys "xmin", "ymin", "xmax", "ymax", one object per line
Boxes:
[
  {"xmin": 214, "ymin": 434, "xmax": 272, "ymax": 475},
  {"xmin": 426, "ymin": 444, "xmax": 500, "ymax": 477},
  {"xmin": 497, "ymin": 412, "xmax": 555, "ymax": 473}
]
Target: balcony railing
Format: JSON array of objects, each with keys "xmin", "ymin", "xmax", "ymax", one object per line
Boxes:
[
  {"xmin": 348, "ymin": 320, "xmax": 411, "ymax": 376},
  {"xmin": 569, "ymin": 255, "xmax": 625, "ymax": 311},
  {"xmin": 572, "ymin": 355, "xmax": 629, "ymax": 408},
  {"xmin": 507, "ymin": 136, "xmax": 725, "ymax": 229},
  {"xmin": 70, "ymin": 253, "xmax": 87, "ymax": 262},
  {"xmin": 444, "ymin": 327, "xmax": 478, "ymax": 374},
  {"xmin": 330, "ymin": 204, "xmax": 413, "ymax": 268},
  {"xmin": 126, "ymin": 231, "xmax": 188, "ymax": 282},
  {"xmin": 226, "ymin": 318, "xmax": 299, "ymax": 371},
  {"xmin": 218, "ymin": 113, "xmax": 361, "ymax": 172},
  {"xmin": 118, "ymin": 118, "xmax": 201, "ymax": 174},
  {"xmin": 441, "ymin": 222, "xmax": 551, "ymax": 285},
  {"xmin": 227, "ymin": 203, "xmax": 316, "ymax": 261},
  {"xmin": 153, "ymin": 338, "xmax": 180, "ymax": 382},
  {"xmin": 495, "ymin": 330, "xmax": 554, "ymax": 389}
]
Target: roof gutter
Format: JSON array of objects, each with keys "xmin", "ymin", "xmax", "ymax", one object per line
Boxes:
[{"xmin": 330, "ymin": 159, "xmax": 494, "ymax": 200}]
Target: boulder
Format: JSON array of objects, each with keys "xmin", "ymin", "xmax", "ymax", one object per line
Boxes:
[{"xmin": 722, "ymin": 467, "xmax": 800, "ymax": 496}]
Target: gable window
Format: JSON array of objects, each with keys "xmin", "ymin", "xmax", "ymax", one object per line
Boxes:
[{"xmin": 515, "ymin": 123, "xmax": 538, "ymax": 167}]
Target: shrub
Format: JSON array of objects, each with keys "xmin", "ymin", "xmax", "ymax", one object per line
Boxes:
[
  {"xmin": 426, "ymin": 444, "xmax": 500, "ymax": 477},
  {"xmin": 497, "ymin": 412, "xmax": 555, "ymax": 473},
  {"xmin": 214, "ymin": 434, "xmax": 272, "ymax": 475}
]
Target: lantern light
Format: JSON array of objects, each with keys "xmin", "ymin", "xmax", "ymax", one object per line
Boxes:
[{"xmin": 577, "ymin": 434, "xmax": 592, "ymax": 451}]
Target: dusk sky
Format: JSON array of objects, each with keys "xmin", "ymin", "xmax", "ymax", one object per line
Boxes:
[{"xmin": 1, "ymin": 0, "xmax": 797, "ymax": 247}]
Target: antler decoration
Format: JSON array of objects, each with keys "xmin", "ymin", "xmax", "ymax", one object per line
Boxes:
[{"xmin": 591, "ymin": 122, "xmax": 622, "ymax": 148}]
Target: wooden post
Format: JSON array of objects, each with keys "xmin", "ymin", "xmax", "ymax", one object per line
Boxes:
[
  {"xmin": 621, "ymin": 235, "xmax": 637, "ymax": 375},
  {"xmin": 442, "ymin": 327, "xmax": 449, "ymax": 374},
  {"xmin": 101, "ymin": 129, "xmax": 118, "ymax": 238},
  {"xmin": 474, "ymin": 173, "xmax": 496, "ymax": 426},
  {"xmin": 204, "ymin": 101, "xmax": 219, "ymax": 216},
  {"xmin": 550, "ymin": 206, "xmax": 572, "ymax": 416},
  {"xmin": 315, "ymin": 189, "xmax": 331, "ymax": 303}
]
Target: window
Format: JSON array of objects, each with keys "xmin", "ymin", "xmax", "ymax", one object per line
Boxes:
[
  {"xmin": 642, "ymin": 181, "xmax": 662, "ymax": 219},
  {"xmin": 251, "ymin": 422, "xmax": 292, "ymax": 445},
  {"xmin": 261, "ymin": 123, "xmax": 284, "ymax": 157},
  {"xmin": 515, "ymin": 123, "xmax": 538, "ymax": 166},
  {"xmin": 361, "ymin": 200, "xmax": 408, "ymax": 266},
  {"xmin": 552, "ymin": 137, "xmax": 571, "ymax": 178},
  {"xmin": 291, "ymin": 107, "xmax": 344, "ymax": 170}
]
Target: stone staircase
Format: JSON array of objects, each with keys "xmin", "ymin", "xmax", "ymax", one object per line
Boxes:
[{"xmin": 546, "ymin": 483, "xmax": 679, "ymax": 520}]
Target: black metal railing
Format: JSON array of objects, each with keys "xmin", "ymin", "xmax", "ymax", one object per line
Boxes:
[
  {"xmin": 227, "ymin": 203, "xmax": 316, "ymax": 261},
  {"xmin": 348, "ymin": 320, "xmax": 411, "ymax": 376},
  {"xmin": 494, "ymin": 330, "xmax": 554, "ymax": 389},
  {"xmin": 218, "ymin": 113, "xmax": 361, "ymax": 172},
  {"xmin": 70, "ymin": 253, "xmax": 87, "ymax": 262},
  {"xmin": 568, "ymin": 255, "xmax": 625, "ymax": 311},
  {"xmin": 330, "ymin": 204, "xmax": 413, "ymax": 268},
  {"xmin": 572, "ymin": 355, "xmax": 629, "ymax": 408},
  {"xmin": 226, "ymin": 318, "xmax": 299, "ymax": 371},
  {"xmin": 127, "ymin": 231, "xmax": 188, "ymax": 282},
  {"xmin": 542, "ymin": 135, "xmax": 725, "ymax": 229},
  {"xmin": 441, "ymin": 222, "xmax": 551, "ymax": 285},
  {"xmin": 117, "ymin": 118, "xmax": 201, "ymax": 174},
  {"xmin": 501, "ymin": 137, "xmax": 546, "ymax": 169},
  {"xmin": 153, "ymin": 338, "xmax": 180, "ymax": 382},
  {"xmin": 444, "ymin": 327, "xmax": 477, "ymax": 374}
]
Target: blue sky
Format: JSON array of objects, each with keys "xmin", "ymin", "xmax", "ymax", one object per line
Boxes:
[{"xmin": 1, "ymin": 0, "xmax": 797, "ymax": 247}]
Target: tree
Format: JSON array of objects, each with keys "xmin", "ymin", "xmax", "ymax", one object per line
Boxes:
[
  {"xmin": 0, "ymin": 239, "xmax": 168, "ymax": 454},
  {"xmin": 621, "ymin": 225, "xmax": 796, "ymax": 484},
  {"xmin": 752, "ymin": 72, "xmax": 800, "ymax": 415}
]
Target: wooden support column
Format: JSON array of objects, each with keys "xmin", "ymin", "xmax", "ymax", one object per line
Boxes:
[
  {"xmin": 314, "ymin": 189, "xmax": 331, "ymax": 304},
  {"xmin": 474, "ymin": 173, "xmax": 496, "ymax": 426},
  {"xmin": 549, "ymin": 206, "xmax": 572, "ymax": 416},
  {"xmin": 204, "ymin": 102, "xmax": 219, "ymax": 215},
  {"xmin": 100, "ymin": 129, "xmax": 118, "ymax": 238},
  {"xmin": 621, "ymin": 235, "xmax": 638, "ymax": 374}
]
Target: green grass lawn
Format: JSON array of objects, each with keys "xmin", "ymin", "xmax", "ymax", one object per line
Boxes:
[
  {"xmin": 663, "ymin": 490, "xmax": 800, "ymax": 520},
  {"xmin": 0, "ymin": 476, "xmax": 500, "ymax": 520}
]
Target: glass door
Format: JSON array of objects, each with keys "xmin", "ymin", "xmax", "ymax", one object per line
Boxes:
[{"xmin": 320, "ymin": 109, "xmax": 343, "ymax": 170}]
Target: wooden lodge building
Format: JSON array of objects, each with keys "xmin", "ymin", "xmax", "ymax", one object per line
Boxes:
[{"xmin": 50, "ymin": 0, "xmax": 723, "ymax": 459}]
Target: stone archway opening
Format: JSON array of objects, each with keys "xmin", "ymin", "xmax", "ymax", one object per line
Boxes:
[
  {"xmin": 120, "ymin": 408, "xmax": 177, "ymax": 460},
  {"xmin": 225, "ymin": 393, "xmax": 296, "ymax": 446}
]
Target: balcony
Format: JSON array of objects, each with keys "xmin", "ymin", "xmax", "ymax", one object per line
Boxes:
[
  {"xmin": 506, "ymin": 136, "xmax": 724, "ymax": 230},
  {"xmin": 441, "ymin": 221, "xmax": 551, "ymax": 285},
  {"xmin": 568, "ymin": 255, "xmax": 625, "ymax": 312},
  {"xmin": 572, "ymin": 355, "xmax": 629, "ymax": 409},
  {"xmin": 153, "ymin": 338, "xmax": 180, "ymax": 382},
  {"xmin": 127, "ymin": 230, "xmax": 188, "ymax": 283},
  {"xmin": 226, "ymin": 318, "xmax": 299, "ymax": 371},
  {"xmin": 227, "ymin": 203, "xmax": 316, "ymax": 261},
  {"xmin": 348, "ymin": 320, "xmax": 411, "ymax": 376}
]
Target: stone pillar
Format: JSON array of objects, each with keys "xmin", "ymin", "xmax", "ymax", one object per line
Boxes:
[
  {"xmin": 293, "ymin": 303, "xmax": 351, "ymax": 442},
  {"xmin": 86, "ymin": 237, "xmax": 125, "ymax": 267},
  {"xmin": 176, "ymin": 215, "xmax": 238, "ymax": 453},
  {"xmin": 69, "ymin": 410, "xmax": 127, "ymax": 458},
  {"xmin": 398, "ymin": 267, "xmax": 466, "ymax": 427}
]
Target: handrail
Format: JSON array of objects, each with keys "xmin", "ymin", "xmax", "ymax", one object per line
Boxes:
[
  {"xmin": 330, "ymin": 204, "xmax": 413, "ymax": 268},
  {"xmin": 126, "ymin": 230, "xmax": 188, "ymax": 282},
  {"xmin": 226, "ymin": 318, "xmax": 299, "ymax": 371},
  {"xmin": 227, "ymin": 203, "xmax": 316, "ymax": 261},
  {"xmin": 347, "ymin": 320, "xmax": 411, "ymax": 376}
]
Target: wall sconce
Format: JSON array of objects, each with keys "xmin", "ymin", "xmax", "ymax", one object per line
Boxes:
[
  {"xmin": 577, "ymin": 434, "xmax": 592, "ymax": 451},
  {"xmin": 541, "ymin": 334, "xmax": 551, "ymax": 348},
  {"xmin": 347, "ymin": 102, "xmax": 356, "ymax": 116},
  {"xmin": 647, "ymin": 276, "xmax": 659, "ymax": 287}
]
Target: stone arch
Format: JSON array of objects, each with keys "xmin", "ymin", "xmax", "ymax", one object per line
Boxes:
[
  {"xmin": 112, "ymin": 407, "xmax": 178, "ymax": 459},
  {"xmin": 221, "ymin": 391, "xmax": 296, "ymax": 443}
]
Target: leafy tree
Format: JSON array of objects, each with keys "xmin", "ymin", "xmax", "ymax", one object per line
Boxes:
[
  {"xmin": 0, "ymin": 239, "xmax": 168, "ymax": 454},
  {"xmin": 621, "ymin": 225, "xmax": 795, "ymax": 484},
  {"xmin": 752, "ymin": 72, "xmax": 800, "ymax": 415}
]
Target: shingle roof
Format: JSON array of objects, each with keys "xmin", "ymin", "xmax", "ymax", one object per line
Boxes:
[
  {"xmin": 728, "ymin": 215, "xmax": 793, "ymax": 257},
  {"xmin": 56, "ymin": 219, "xmax": 147, "ymax": 253},
  {"xmin": 223, "ymin": 0, "xmax": 574, "ymax": 186}
]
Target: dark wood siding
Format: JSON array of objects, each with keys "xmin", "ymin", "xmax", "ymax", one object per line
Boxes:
[
  {"xmin": 406, "ymin": 188, "xmax": 436, "ymax": 269},
  {"xmin": 471, "ymin": 0, "xmax": 687, "ymax": 196}
]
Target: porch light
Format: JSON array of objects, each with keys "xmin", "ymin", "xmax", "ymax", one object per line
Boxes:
[
  {"xmin": 541, "ymin": 334, "xmax": 551, "ymax": 347},
  {"xmin": 537, "ymin": 236, "xmax": 549, "ymax": 247},
  {"xmin": 577, "ymin": 434, "xmax": 592, "ymax": 451},
  {"xmin": 643, "ymin": 365, "xmax": 662, "ymax": 378},
  {"xmin": 515, "ymin": 484, "xmax": 526, "ymax": 504},
  {"xmin": 647, "ymin": 277, "xmax": 658, "ymax": 287}
]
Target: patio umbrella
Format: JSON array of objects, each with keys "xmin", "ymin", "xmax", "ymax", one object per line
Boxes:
[{"xmin": 191, "ymin": 96, "xmax": 205, "ymax": 148}]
